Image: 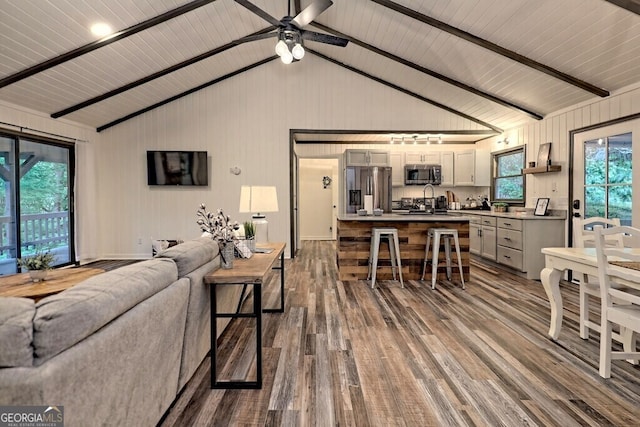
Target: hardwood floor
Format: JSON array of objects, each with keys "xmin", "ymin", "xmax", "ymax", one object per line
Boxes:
[{"xmin": 159, "ymin": 241, "xmax": 640, "ymax": 427}]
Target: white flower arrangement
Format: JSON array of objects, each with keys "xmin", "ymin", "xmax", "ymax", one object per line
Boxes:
[
  {"xmin": 196, "ymin": 204, "xmax": 239, "ymax": 244},
  {"xmin": 18, "ymin": 249, "xmax": 55, "ymax": 271}
]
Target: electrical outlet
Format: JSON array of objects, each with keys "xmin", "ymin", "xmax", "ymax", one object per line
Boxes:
[{"xmin": 137, "ymin": 238, "xmax": 142, "ymax": 245}]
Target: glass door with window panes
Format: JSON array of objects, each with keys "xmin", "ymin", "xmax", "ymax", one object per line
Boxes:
[
  {"xmin": 572, "ymin": 119, "xmax": 640, "ymax": 235},
  {"xmin": 0, "ymin": 133, "xmax": 74, "ymax": 275}
]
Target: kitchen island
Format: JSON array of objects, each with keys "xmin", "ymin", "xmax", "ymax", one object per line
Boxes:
[{"xmin": 337, "ymin": 213, "xmax": 470, "ymax": 282}]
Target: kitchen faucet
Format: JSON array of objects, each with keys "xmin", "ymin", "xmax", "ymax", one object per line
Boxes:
[{"xmin": 423, "ymin": 184, "xmax": 435, "ymax": 212}]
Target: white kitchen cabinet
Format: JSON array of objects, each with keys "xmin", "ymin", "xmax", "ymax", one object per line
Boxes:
[
  {"xmin": 390, "ymin": 152, "xmax": 404, "ymax": 186},
  {"xmin": 496, "ymin": 217, "xmax": 564, "ymax": 280},
  {"xmin": 440, "ymin": 151, "xmax": 454, "ymax": 186},
  {"xmin": 468, "ymin": 215, "xmax": 496, "ymax": 260},
  {"xmin": 345, "ymin": 149, "xmax": 390, "ymax": 167},
  {"xmin": 454, "ymin": 149, "xmax": 490, "ymax": 186},
  {"xmin": 405, "ymin": 151, "xmax": 440, "ymax": 165},
  {"xmin": 469, "ymin": 213, "xmax": 565, "ymax": 280}
]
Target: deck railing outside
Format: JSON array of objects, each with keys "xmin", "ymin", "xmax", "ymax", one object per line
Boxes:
[{"xmin": 0, "ymin": 211, "xmax": 69, "ymax": 258}]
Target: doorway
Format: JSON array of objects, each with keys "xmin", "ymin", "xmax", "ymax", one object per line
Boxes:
[
  {"xmin": 0, "ymin": 133, "xmax": 74, "ymax": 274},
  {"xmin": 571, "ymin": 117, "xmax": 640, "ymax": 245},
  {"xmin": 298, "ymin": 158, "xmax": 339, "ymax": 242}
]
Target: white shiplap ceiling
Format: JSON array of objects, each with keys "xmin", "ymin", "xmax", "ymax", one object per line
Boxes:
[{"xmin": 0, "ymin": 0, "xmax": 639, "ymax": 142}]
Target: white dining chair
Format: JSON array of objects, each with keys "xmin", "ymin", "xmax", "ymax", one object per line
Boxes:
[
  {"xmin": 573, "ymin": 217, "xmax": 623, "ymax": 339},
  {"xmin": 593, "ymin": 225, "xmax": 640, "ymax": 378}
]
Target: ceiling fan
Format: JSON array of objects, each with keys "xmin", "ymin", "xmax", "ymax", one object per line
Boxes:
[{"xmin": 235, "ymin": 0, "xmax": 349, "ymax": 64}]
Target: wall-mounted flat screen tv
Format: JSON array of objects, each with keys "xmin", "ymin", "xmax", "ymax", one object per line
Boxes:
[{"xmin": 147, "ymin": 150, "xmax": 208, "ymax": 186}]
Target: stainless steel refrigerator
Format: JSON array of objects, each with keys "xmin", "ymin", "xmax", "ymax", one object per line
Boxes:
[{"xmin": 345, "ymin": 166, "xmax": 392, "ymax": 213}]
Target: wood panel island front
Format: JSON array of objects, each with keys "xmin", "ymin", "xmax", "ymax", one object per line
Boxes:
[{"xmin": 337, "ymin": 214, "xmax": 470, "ymax": 282}]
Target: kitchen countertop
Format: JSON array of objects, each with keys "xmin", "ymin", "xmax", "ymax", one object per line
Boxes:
[
  {"xmin": 449, "ymin": 210, "xmax": 566, "ymax": 220},
  {"xmin": 340, "ymin": 210, "xmax": 566, "ymax": 221},
  {"xmin": 338, "ymin": 213, "xmax": 470, "ymax": 222}
]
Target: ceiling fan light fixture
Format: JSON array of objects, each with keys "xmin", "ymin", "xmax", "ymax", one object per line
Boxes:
[
  {"xmin": 275, "ymin": 40, "xmax": 288, "ymax": 57},
  {"xmin": 292, "ymin": 43, "xmax": 305, "ymax": 60},
  {"xmin": 281, "ymin": 50, "xmax": 294, "ymax": 64}
]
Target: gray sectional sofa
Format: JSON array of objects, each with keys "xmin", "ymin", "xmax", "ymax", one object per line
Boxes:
[{"xmin": 0, "ymin": 237, "xmax": 243, "ymax": 426}]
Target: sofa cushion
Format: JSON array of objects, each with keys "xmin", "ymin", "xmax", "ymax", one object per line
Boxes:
[
  {"xmin": 32, "ymin": 258, "xmax": 178, "ymax": 364},
  {"xmin": 157, "ymin": 237, "xmax": 219, "ymax": 277},
  {"xmin": 0, "ymin": 297, "xmax": 35, "ymax": 367}
]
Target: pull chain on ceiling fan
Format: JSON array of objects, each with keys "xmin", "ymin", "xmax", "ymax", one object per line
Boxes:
[{"xmin": 235, "ymin": 0, "xmax": 349, "ymax": 64}]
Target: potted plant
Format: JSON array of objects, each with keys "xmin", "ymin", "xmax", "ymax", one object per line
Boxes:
[
  {"xmin": 493, "ymin": 202, "xmax": 509, "ymax": 213},
  {"xmin": 196, "ymin": 204, "xmax": 239, "ymax": 269},
  {"xmin": 18, "ymin": 249, "xmax": 55, "ymax": 282},
  {"xmin": 243, "ymin": 221, "xmax": 256, "ymax": 252}
]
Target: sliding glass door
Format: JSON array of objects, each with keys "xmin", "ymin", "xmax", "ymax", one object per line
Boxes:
[
  {"xmin": 0, "ymin": 136, "xmax": 17, "ymax": 275},
  {"xmin": 0, "ymin": 133, "xmax": 74, "ymax": 275}
]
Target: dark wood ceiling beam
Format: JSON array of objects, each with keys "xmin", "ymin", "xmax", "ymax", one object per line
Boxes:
[
  {"xmin": 370, "ymin": 0, "xmax": 610, "ymax": 97},
  {"xmin": 96, "ymin": 56, "xmax": 277, "ymax": 132},
  {"xmin": 51, "ymin": 26, "xmax": 275, "ymax": 118},
  {"xmin": 308, "ymin": 49, "xmax": 503, "ymax": 133},
  {"xmin": 0, "ymin": 0, "xmax": 218, "ymax": 89},
  {"xmin": 605, "ymin": 0, "xmax": 640, "ymax": 14},
  {"xmin": 292, "ymin": 129, "xmax": 497, "ymax": 136},
  {"xmin": 311, "ymin": 22, "xmax": 543, "ymax": 120}
]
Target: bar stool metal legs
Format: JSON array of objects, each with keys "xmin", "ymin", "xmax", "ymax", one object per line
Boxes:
[
  {"xmin": 367, "ymin": 227, "xmax": 404, "ymax": 289},
  {"xmin": 421, "ymin": 228, "xmax": 465, "ymax": 290}
]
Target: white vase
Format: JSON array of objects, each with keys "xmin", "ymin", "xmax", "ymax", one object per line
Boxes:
[{"xmin": 29, "ymin": 270, "xmax": 48, "ymax": 282}]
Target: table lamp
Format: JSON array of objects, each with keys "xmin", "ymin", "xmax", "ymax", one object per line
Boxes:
[{"xmin": 239, "ymin": 185, "xmax": 279, "ymax": 244}]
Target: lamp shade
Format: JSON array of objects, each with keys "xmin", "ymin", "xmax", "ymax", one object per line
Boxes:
[{"xmin": 239, "ymin": 186, "xmax": 279, "ymax": 216}]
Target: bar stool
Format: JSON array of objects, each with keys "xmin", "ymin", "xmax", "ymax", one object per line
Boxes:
[
  {"xmin": 421, "ymin": 228, "xmax": 465, "ymax": 290},
  {"xmin": 367, "ymin": 227, "xmax": 404, "ymax": 289}
]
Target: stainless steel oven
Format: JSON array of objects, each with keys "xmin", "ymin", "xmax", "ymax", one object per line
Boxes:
[{"xmin": 404, "ymin": 164, "xmax": 442, "ymax": 185}]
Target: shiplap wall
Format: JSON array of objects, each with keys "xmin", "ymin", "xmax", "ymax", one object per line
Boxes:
[
  {"xmin": 478, "ymin": 83, "xmax": 640, "ymax": 211},
  {"xmin": 1, "ymin": 61, "xmax": 639, "ymax": 260},
  {"xmin": 94, "ymin": 54, "xmax": 488, "ymax": 258}
]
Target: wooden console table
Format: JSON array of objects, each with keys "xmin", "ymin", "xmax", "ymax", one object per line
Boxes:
[
  {"xmin": 204, "ymin": 242, "xmax": 285, "ymax": 389},
  {"xmin": 0, "ymin": 267, "xmax": 105, "ymax": 301}
]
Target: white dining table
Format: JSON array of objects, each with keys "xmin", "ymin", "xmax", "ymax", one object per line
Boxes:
[{"xmin": 540, "ymin": 247, "xmax": 640, "ymax": 340}]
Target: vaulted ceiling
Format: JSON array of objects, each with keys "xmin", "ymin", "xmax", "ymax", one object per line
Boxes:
[{"xmin": 1, "ymin": 0, "xmax": 639, "ymax": 142}]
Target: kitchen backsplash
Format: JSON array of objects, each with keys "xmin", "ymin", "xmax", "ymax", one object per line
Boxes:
[{"xmin": 393, "ymin": 186, "xmax": 490, "ymax": 204}]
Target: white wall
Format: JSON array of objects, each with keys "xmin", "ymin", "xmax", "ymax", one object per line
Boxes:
[{"xmin": 93, "ymin": 54, "xmax": 487, "ymax": 258}]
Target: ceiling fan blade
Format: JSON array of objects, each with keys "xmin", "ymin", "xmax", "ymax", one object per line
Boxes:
[
  {"xmin": 234, "ymin": 0, "xmax": 282, "ymax": 27},
  {"xmin": 301, "ymin": 30, "xmax": 349, "ymax": 47},
  {"xmin": 236, "ymin": 31, "xmax": 279, "ymax": 44},
  {"xmin": 291, "ymin": 0, "xmax": 333, "ymax": 28}
]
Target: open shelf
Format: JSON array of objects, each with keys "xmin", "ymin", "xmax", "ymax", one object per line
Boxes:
[{"xmin": 522, "ymin": 165, "xmax": 561, "ymax": 174}]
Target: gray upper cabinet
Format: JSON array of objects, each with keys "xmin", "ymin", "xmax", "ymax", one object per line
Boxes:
[
  {"xmin": 345, "ymin": 149, "xmax": 390, "ymax": 167},
  {"xmin": 390, "ymin": 152, "xmax": 404, "ymax": 186},
  {"xmin": 440, "ymin": 151, "xmax": 454, "ymax": 186},
  {"xmin": 454, "ymin": 149, "xmax": 490, "ymax": 186},
  {"xmin": 405, "ymin": 152, "xmax": 441, "ymax": 165}
]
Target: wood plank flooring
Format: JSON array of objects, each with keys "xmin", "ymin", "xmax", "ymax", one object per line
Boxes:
[{"xmin": 159, "ymin": 241, "xmax": 640, "ymax": 427}]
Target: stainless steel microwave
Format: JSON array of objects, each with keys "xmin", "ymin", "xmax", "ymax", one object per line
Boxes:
[{"xmin": 404, "ymin": 164, "xmax": 442, "ymax": 185}]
